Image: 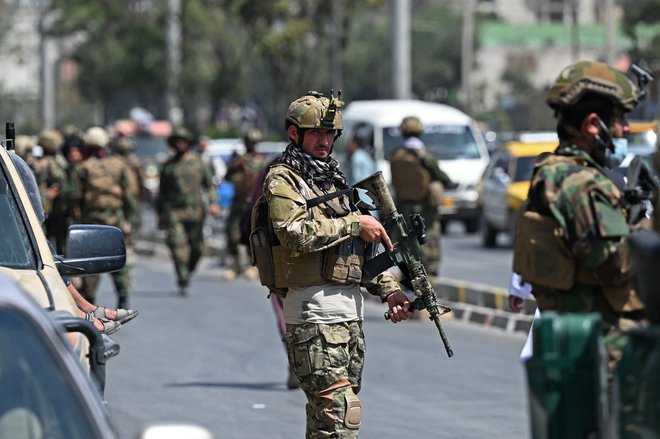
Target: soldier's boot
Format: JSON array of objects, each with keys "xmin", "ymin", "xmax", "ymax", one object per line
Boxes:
[
  {"xmin": 117, "ymin": 296, "xmax": 129, "ymax": 310},
  {"xmin": 178, "ymin": 278, "xmax": 189, "ymax": 297}
]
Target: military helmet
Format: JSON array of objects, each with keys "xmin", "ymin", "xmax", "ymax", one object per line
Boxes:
[
  {"xmin": 547, "ymin": 60, "xmax": 638, "ymax": 112},
  {"xmin": 243, "ymin": 128, "xmax": 263, "ymax": 144},
  {"xmin": 167, "ymin": 126, "xmax": 195, "ymax": 147},
  {"xmin": 400, "ymin": 116, "xmax": 423, "ymax": 136},
  {"xmin": 83, "ymin": 126, "xmax": 110, "ymax": 148},
  {"xmin": 14, "ymin": 135, "xmax": 35, "ymax": 156},
  {"xmin": 109, "ymin": 135, "xmax": 135, "ymax": 154},
  {"xmin": 37, "ymin": 129, "xmax": 64, "ymax": 154},
  {"xmin": 286, "ymin": 91, "xmax": 344, "ymax": 131}
]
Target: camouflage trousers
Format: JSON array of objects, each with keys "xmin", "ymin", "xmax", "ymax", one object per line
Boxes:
[
  {"xmin": 225, "ymin": 202, "xmax": 244, "ymax": 272},
  {"xmin": 165, "ymin": 218, "xmax": 204, "ymax": 286},
  {"xmin": 284, "ymin": 321, "xmax": 365, "ymax": 439},
  {"xmin": 398, "ymin": 202, "xmax": 442, "ymax": 276},
  {"xmin": 79, "ymin": 264, "xmax": 131, "ymax": 305}
]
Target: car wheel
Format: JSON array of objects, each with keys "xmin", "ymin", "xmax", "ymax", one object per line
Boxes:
[
  {"xmin": 482, "ymin": 220, "xmax": 497, "ymax": 248},
  {"xmin": 440, "ymin": 219, "xmax": 449, "ymax": 234},
  {"xmin": 464, "ymin": 217, "xmax": 480, "ymax": 234}
]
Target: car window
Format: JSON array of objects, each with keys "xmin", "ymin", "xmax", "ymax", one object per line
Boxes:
[
  {"xmin": 0, "ymin": 310, "xmax": 98, "ymax": 438},
  {"xmin": 0, "ymin": 165, "xmax": 37, "ymax": 269},
  {"xmin": 383, "ymin": 125, "xmax": 481, "ymax": 160}
]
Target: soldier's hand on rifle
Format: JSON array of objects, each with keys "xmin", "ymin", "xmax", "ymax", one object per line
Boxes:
[
  {"xmin": 386, "ymin": 291, "xmax": 412, "ymax": 323},
  {"xmin": 357, "ymin": 215, "xmax": 393, "ymax": 251}
]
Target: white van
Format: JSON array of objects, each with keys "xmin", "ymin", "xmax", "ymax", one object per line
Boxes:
[{"xmin": 335, "ymin": 99, "xmax": 490, "ymax": 233}]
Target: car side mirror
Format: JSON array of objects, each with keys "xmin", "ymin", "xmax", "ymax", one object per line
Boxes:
[{"xmin": 55, "ymin": 225, "xmax": 126, "ymax": 277}]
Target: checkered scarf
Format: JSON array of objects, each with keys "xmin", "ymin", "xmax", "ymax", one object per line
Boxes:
[{"xmin": 280, "ymin": 142, "xmax": 347, "ymax": 189}]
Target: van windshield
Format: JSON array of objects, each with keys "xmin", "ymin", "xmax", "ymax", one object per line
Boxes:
[{"xmin": 383, "ymin": 125, "xmax": 481, "ymax": 160}]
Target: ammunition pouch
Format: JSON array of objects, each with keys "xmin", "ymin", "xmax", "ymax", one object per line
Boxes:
[
  {"xmin": 322, "ymin": 237, "xmax": 365, "ymax": 284},
  {"xmin": 513, "ymin": 209, "xmax": 576, "ymax": 291}
]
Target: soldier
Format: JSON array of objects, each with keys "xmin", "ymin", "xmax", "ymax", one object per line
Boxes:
[
  {"xmin": 259, "ymin": 91, "xmax": 412, "ymax": 438},
  {"xmin": 14, "ymin": 134, "xmax": 35, "ymax": 164},
  {"xmin": 513, "ymin": 60, "xmax": 649, "ymax": 369},
  {"xmin": 75, "ymin": 126, "xmax": 138, "ymax": 309},
  {"xmin": 224, "ymin": 128, "xmax": 268, "ymax": 279},
  {"xmin": 109, "ymin": 135, "xmax": 145, "ymax": 239},
  {"xmin": 33, "ymin": 129, "xmax": 68, "ymax": 253},
  {"xmin": 156, "ymin": 127, "xmax": 220, "ymax": 294},
  {"xmin": 389, "ymin": 116, "xmax": 452, "ymax": 276}
]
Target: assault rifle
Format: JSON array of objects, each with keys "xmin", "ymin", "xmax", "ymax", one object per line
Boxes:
[
  {"xmin": 353, "ymin": 171, "xmax": 454, "ymax": 357},
  {"xmin": 623, "ymin": 156, "xmax": 658, "ymax": 225}
]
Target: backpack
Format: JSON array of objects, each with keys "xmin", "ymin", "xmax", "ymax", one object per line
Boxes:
[{"xmin": 249, "ymin": 193, "xmax": 287, "ymax": 298}]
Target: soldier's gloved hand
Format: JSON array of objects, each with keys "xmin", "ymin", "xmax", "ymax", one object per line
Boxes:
[
  {"xmin": 386, "ymin": 291, "xmax": 412, "ymax": 323},
  {"xmin": 357, "ymin": 215, "xmax": 393, "ymax": 251}
]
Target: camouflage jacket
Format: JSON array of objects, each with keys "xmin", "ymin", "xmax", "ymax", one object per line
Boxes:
[
  {"xmin": 525, "ymin": 142, "xmax": 644, "ymax": 312},
  {"xmin": 263, "ymin": 164, "xmax": 400, "ymax": 301},
  {"xmin": 32, "ymin": 155, "xmax": 66, "ymax": 217},
  {"xmin": 156, "ymin": 152, "xmax": 216, "ymax": 222},
  {"xmin": 226, "ymin": 152, "xmax": 269, "ymax": 202},
  {"xmin": 75, "ymin": 156, "xmax": 138, "ymax": 229}
]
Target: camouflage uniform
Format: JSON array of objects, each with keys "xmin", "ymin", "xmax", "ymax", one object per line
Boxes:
[
  {"xmin": 513, "ymin": 61, "xmax": 647, "ymax": 369},
  {"xmin": 156, "ymin": 149, "xmax": 217, "ymax": 289},
  {"xmin": 33, "ymin": 130, "xmax": 68, "ymax": 253},
  {"xmin": 110, "ymin": 136, "xmax": 146, "ymax": 241},
  {"xmin": 225, "ymin": 151, "xmax": 268, "ymax": 275},
  {"xmin": 264, "ymin": 92, "xmax": 402, "ymax": 438},
  {"xmin": 389, "ymin": 135, "xmax": 451, "ymax": 276},
  {"xmin": 75, "ymin": 153, "xmax": 138, "ymax": 306}
]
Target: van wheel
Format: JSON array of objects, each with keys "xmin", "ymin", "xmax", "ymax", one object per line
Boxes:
[
  {"xmin": 482, "ymin": 221, "xmax": 497, "ymax": 248},
  {"xmin": 464, "ymin": 218, "xmax": 480, "ymax": 234},
  {"xmin": 440, "ymin": 219, "xmax": 449, "ymax": 234}
]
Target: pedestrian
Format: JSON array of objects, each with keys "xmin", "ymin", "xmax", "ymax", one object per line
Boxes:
[
  {"xmin": 74, "ymin": 126, "xmax": 138, "ymax": 310},
  {"xmin": 513, "ymin": 60, "xmax": 650, "ymax": 372},
  {"xmin": 258, "ymin": 91, "xmax": 412, "ymax": 438},
  {"xmin": 156, "ymin": 127, "xmax": 221, "ymax": 295},
  {"xmin": 345, "ymin": 129, "xmax": 376, "ymax": 186},
  {"xmin": 223, "ymin": 128, "xmax": 268, "ymax": 280},
  {"xmin": 389, "ymin": 116, "xmax": 452, "ymax": 277}
]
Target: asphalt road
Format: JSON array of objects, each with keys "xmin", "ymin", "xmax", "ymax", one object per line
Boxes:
[{"xmin": 98, "ymin": 237, "xmax": 530, "ymax": 439}]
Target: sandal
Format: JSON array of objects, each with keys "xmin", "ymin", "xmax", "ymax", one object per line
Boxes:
[
  {"xmin": 87, "ymin": 312, "xmax": 121, "ymax": 335},
  {"xmin": 92, "ymin": 306, "xmax": 139, "ymax": 325}
]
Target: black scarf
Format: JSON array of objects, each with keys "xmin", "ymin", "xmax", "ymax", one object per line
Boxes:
[{"xmin": 280, "ymin": 142, "xmax": 347, "ymax": 190}]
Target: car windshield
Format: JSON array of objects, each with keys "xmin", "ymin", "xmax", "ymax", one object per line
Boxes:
[
  {"xmin": 0, "ymin": 310, "xmax": 98, "ymax": 438},
  {"xmin": 383, "ymin": 125, "xmax": 481, "ymax": 160},
  {"xmin": 0, "ymin": 163, "xmax": 37, "ymax": 269},
  {"xmin": 512, "ymin": 156, "xmax": 538, "ymax": 183}
]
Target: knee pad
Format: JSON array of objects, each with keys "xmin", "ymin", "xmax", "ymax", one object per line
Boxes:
[{"xmin": 344, "ymin": 392, "xmax": 362, "ymax": 429}]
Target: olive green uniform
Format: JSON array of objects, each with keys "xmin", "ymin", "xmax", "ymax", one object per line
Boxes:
[
  {"xmin": 389, "ymin": 145, "xmax": 451, "ymax": 276},
  {"xmin": 156, "ymin": 153, "xmax": 217, "ymax": 288}
]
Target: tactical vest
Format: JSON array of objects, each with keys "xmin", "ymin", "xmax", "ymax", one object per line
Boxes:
[
  {"xmin": 82, "ymin": 157, "xmax": 125, "ymax": 212},
  {"xmin": 513, "ymin": 154, "xmax": 643, "ymax": 313},
  {"xmin": 390, "ymin": 147, "xmax": 430, "ymax": 202},
  {"xmin": 250, "ymin": 166, "xmax": 368, "ymax": 297}
]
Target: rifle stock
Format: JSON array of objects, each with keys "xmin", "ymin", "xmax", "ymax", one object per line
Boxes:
[{"xmin": 354, "ymin": 171, "xmax": 454, "ymax": 357}]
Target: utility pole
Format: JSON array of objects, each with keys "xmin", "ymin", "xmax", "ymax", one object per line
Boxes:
[
  {"xmin": 390, "ymin": 0, "xmax": 411, "ymax": 99},
  {"xmin": 36, "ymin": 0, "xmax": 56, "ymax": 129},
  {"xmin": 570, "ymin": 0, "xmax": 580, "ymax": 61},
  {"xmin": 331, "ymin": 1, "xmax": 343, "ymax": 93},
  {"xmin": 166, "ymin": 0, "xmax": 183, "ymax": 126},
  {"xmin": 461, "ymin": 0, "xmax": 475, "ymax": 112},
  {"xmin": 604, "ymin": 0, "xmax": 615, "ymax": 64}
]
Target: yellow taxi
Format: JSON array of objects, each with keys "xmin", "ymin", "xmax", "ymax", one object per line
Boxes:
[{"xmin": 478, "ymin": 133, "xmax": 558, "ymax": 247}]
